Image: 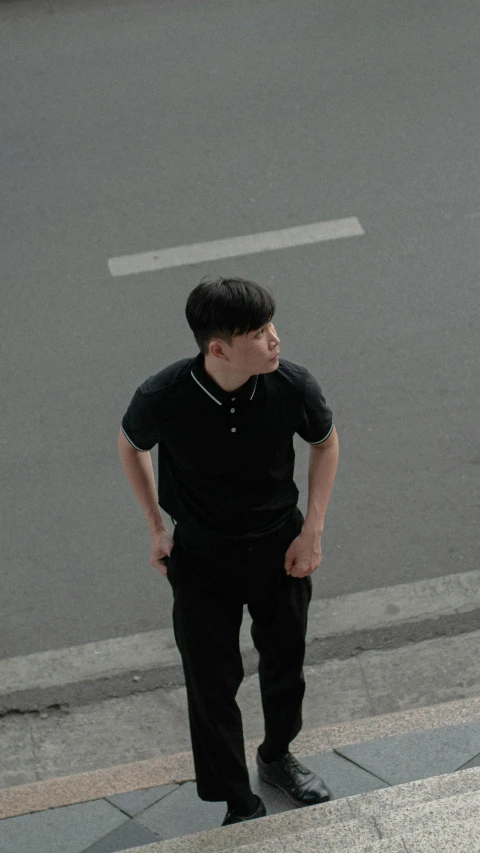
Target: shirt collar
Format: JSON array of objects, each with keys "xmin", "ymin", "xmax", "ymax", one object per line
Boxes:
[{"xmin": 190, "ymin": 352, "xmax": 259, "ymax": 406}]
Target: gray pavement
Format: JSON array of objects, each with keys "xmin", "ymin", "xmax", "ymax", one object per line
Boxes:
[
  {"xmin": 2, "ymin": 625, "xmax": 480, "ymax": 787},
  {"xmin": 1, "ymin": 0, "xmax": 480, "ymax": 659},
  {"xmin": 2, "ymin": 619, "xmax": 480, "ymax": 850},
  {"xmin": 2, "ymin": 710, "xmax": 480, "ymax": 851}
]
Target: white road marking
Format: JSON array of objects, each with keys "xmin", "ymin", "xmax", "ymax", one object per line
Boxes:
[{"xmin": 108, "ymin": 217, "xmax": 365, "ymax": 276}]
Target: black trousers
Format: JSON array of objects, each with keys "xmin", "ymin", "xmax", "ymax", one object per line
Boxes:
[{"xmin": 165, "ymin": 507, "xmax": 312, "ymax": 802}]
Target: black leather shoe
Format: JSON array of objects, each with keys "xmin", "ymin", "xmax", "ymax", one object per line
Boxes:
[
  {"xmin": 221, "ymin": 795, "xmax": 266, "ymax": 826},
  {"xmin": 256, "ymin": 751, "xmax": 332, "ymax": 807}
]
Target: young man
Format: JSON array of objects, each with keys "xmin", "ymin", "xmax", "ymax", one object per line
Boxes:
[{"xmin": 118, "ymin": 276, "xmax": 339, "ymax": 826}]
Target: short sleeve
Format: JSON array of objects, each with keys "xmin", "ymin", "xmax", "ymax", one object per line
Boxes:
[
  {"xmin": 295, "ymin": 369, "xmax": 334, "ymax": 445},
  {"xmin": 121, "ymin": 386, "xmax": 160, "ymax": 452}
]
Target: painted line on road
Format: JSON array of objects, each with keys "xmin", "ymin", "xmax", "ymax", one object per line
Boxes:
[
  {"xmin": 1, "ymin": 569, "xmax": 479, "ymax": 697},
  {"xmin": 108, "ymin": 217, "xmax": 365, "ymax": 276}
]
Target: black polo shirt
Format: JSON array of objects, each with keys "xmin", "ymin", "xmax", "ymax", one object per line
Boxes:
[{"xmin": 121, "ymin": 352, "xmax": 333, "ymax": 546}]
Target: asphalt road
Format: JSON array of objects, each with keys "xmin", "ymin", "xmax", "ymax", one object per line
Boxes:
[{"xmin": 1, "ymin": 0, "xmax": 479, "ymax": 659}]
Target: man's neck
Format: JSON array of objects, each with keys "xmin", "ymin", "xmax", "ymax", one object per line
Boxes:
[{"xmin": 203, "ymin": 355, "xmax": 251, "ymax": 394}]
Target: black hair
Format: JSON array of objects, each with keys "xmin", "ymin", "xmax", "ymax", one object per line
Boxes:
[{"xmin": 185, "ymin": 276, "xmax": 276, "ymax": 356}]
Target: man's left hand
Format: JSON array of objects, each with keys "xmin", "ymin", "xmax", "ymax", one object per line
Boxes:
[{"xmin": 284, "ymin": 530, "xmax": 322, "ymax": 578}]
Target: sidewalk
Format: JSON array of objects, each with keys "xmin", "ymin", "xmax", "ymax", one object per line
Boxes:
[
  {"xmin": 1, "ymin": 697, "xmax": 480, "ymax": 851},
  {"xmin": 2, "ymin": 624, "xmax": 480, "ymax": 851},
  {"xmin": 3, "ymin": 627, "xmax": 480, "ymax": 790}
]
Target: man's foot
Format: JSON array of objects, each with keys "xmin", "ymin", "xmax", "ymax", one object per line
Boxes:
[
  {"xmin": 221, "ymin": 795, "xmax": 266, "ymax": 826},
  {"xmin": 256, "ymin": 750, "xmax": 331, "ymax": 807}
]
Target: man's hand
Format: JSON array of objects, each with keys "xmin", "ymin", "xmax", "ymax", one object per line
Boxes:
[
  {"xmin": 284, "ymin": 530, "xmax": 322, "ymax": 578},
  {"xmin": 150, "ymin": 528, "xmax": 174, "ymax": 577}
]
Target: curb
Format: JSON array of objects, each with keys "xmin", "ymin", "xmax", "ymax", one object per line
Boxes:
[{"xmin": 1, "ymin": 569, "xmax": 480, "ymax": 712}]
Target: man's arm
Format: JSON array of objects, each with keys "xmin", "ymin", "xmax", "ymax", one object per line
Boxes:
[
  {"xmin": 301, "ymin": 426, "xmax": 339, "ymax": 536},
  {"xmin": 117, "ymin": 429, "xmax": 167, "ymax": 536}
]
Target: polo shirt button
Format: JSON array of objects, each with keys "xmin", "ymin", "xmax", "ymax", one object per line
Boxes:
[{"xmin": 231, "ymin": 427, "xmax": 236, "ymax": 433}]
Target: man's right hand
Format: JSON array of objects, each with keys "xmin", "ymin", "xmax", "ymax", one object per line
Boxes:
[{"xmin": 150, "ymin": 528, "xmax": 174, "ymax": 577}]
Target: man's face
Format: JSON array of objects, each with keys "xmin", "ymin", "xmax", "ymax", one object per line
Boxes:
[{"xmin": 227, "ymin": 321, "xmax": 281, "ymax": 375}]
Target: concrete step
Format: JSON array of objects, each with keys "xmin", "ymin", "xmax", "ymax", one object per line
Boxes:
[
  {"xmin": 220, "ymin": 790, "xmax": 480, "ymax": 853},
  {"xmin": 375, "ymin": 787, "xmax": 480, "ymax": 841},
  {"xmin": 112, "ymin": 767, "xmax": 480, "ymax": 852},
  {"xmin": 113, "ymin": 813, "xmax": 387, "ymax": 853},
  {"xmin": 399, "ymin": 815, "xmax": 480, "ymax": 852}
]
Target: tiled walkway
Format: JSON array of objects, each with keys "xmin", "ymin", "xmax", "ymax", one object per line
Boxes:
[{"xmin": 2, "ymin": 721, "xmax": 480, "ymax": 853}]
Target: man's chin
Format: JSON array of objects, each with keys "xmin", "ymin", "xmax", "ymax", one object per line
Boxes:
[{"xmin": 264, "ymin": 356, "xmax": 279, "ymax": 371}]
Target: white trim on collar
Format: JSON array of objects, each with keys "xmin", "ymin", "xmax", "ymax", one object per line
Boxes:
[
  {"xmin": 248, "ymin": 375, "xmax": 259, "ymax": 401},
  {"xmin": 190, "ymin": 370, "xmax": 223, "ymax": 406},
  {"xmin": 190, "ymin": 369, "xmax": 259, "ymax": 405}
]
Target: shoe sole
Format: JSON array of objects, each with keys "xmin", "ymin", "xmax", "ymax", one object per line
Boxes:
[{"xmin": 257, "ymin": 769, "xmax": 331, "ymax": 807}]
